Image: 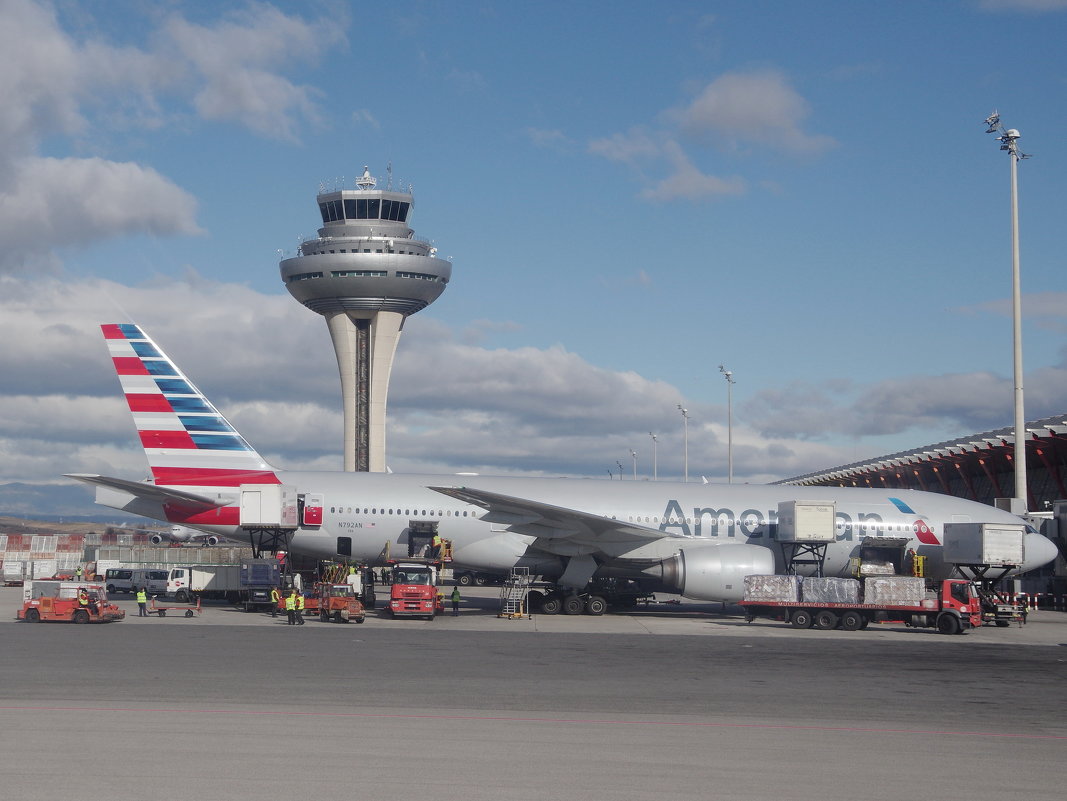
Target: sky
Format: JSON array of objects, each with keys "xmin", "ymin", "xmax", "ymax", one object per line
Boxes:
[{"xmin": 1, "ymin": 0, "xmax": 1066, "ymax": 496}]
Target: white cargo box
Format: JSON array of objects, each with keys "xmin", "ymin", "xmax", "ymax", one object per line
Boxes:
[
  {"xmin": 239, "ymin": 484, "xmax": 298, "ymax": 528},
  {"xmin": 743, "ymin": 574, "xmax": 800, "ymax": 603},
  {"xmin": 942, "ymin": 523, "xmax": 1025, "ymax": 566},
  {"xmin": 863, "ymin": 576, "xmax": 926, "ymax": 606},
  {"xmin": 777, "ymin": 501, "xmax": 836, "ymax": 542}
]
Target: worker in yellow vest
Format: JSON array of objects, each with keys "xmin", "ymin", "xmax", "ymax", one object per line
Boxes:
[
  {"xmin": 295, "ymin": 592, "xmax": 306, "ymax": 625},
  {"xmin": 431, "ymin": 533, "xmax": 443, "ymax": 559},
  {"xmin": 270, "ymin": 587, "xmax": 281, "ymax": 618},
  {"xmin": 136, "ymin": 587, "xmax": 148, "ymax": 617},
  {"xmin": 285, "ymin": 591, "xmax": 297, "ymax": 625}
]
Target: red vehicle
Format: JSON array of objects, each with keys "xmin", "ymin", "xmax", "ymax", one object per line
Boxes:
[
  {"xmin": 388, "ymin": 561, "xmax": 444, "ymax": 620},
  {"xmin": 739, "ymin": 578, "xmax": 982, "ymax": 635},
  {"xmin": 317, "ymin": 583, "xmax": 366, "ymax": 624},
  {"xmin": 17, "ymin": 581, "xmax": 125, "ymax": 624}
]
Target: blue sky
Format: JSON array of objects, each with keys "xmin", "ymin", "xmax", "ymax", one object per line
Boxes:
[{"xmin": 1, "ymin": 0, "xmax": 1065, "ymax": 491}]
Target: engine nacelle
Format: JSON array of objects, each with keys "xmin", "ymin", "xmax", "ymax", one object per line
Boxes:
[
  {"xmin": 652, "ymin": 544, "xmax": 775, "ymax": 602},
  {"xmin": 203, "ymin": 535, "xmax": 219, "ymax": 547},
  {"xmin": 149, "ymin": 534, "xmax": 165, "ymax": 545}
]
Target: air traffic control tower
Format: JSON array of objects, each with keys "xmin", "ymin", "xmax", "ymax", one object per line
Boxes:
[{"xmin": 280, "ymin": 166, "xmax": 451, "ymax": 472}]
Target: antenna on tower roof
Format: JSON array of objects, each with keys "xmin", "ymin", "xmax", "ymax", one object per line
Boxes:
[
  {"xmin": 356, "ymin": 165, "xmax": 376, "ymax": 190},
  {"xmin": 387, "ymin": 161, "xmax": 393, "ymax": 190}
]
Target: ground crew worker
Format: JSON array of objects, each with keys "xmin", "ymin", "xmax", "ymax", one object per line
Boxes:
[
  {"xmin": 75, "ymin": 565, "xmax": 83, "ymax": 581},
  {"xmin": 270, "ymin": 587, "xmax": 281, "ymax": 618},
  {"xmin": 431, "ymin": 533, "xmax": 443, "ymax": 559},
  {"xmin": 285, "ymin": 591, "xmax": 297, "ymax": 625},
  {"xmin": 296, "ymin": 592, "xmax": 306, "ymax": 625},
  {"xmin": 136, "ymin": 586, "xmax": 148, "ymax": 617},
  {"xmin": 78, "ymin": 589, "xmax": 89, "ymax": 609},
  {"xmin": 451, "ymin": 585, "xmax": 461, "ymax": 616}
]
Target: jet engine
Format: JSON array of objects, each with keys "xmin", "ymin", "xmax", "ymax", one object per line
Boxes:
[{"xmin": 648, "ymin": 544, "xmax": 775, "ymax": 602}]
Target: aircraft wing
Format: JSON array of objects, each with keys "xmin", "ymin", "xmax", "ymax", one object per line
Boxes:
[
  {"xmin": 65, "ymin": 474, "xmax": 227, "ymax": 513},
  {"xmin": 429, "ymin": 485, "xmax": 677, "ymax": 552}
]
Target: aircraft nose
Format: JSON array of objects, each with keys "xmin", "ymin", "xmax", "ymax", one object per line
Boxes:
[{"xmin": 1024, "ymin": 532, "xmax": 1059, "ymax": 571}]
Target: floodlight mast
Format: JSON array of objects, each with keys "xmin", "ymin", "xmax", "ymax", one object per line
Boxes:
[
  {"xmin": 677, "ymin": 405, "xmax": 689, "ymax": 483},
  {"xmin": 717, "ymin": 366, "xmax": 734, "ymax": 486},
  {"xmin": 984, "ymin": 111, "xmax": 1030, "ymax": 511}
]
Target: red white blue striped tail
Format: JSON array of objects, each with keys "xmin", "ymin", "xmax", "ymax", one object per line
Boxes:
[{"xmin": 102, "ymin": 323, "xmax": 279, "ymax": 488}]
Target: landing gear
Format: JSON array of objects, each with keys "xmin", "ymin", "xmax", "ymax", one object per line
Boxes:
[
  {"xmin": 585, "ymin": 596, "xmax": 607, "ymax": 616},
  {"xmin": 562, "ymin": 595, "xmax": 584, "ymax": 615},
  {"xmin": 539, "ymin": 594, "xmax": 563, "ymax": 615}
]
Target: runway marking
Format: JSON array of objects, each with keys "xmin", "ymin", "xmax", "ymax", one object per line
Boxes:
[{"xmin": 1, "ymin": 705, "xmax": 1064, "ymax": 740}]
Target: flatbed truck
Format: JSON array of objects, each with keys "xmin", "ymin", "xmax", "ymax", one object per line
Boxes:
[{"xmin": 740, "ymin": 577, "xmax": 982, "ymax": 635}]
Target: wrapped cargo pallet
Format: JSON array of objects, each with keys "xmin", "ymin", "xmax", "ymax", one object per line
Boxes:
[
  {"xmin": 743, "ymin": 574, "xmax": 800, "ymax": 603},
  {"xmin": 801, "ymin": 577, "xmax": 860, "ymax": 604},
  {"xmin": 864, "ymin": 576, "xmax": 926, "ymax": 606}
]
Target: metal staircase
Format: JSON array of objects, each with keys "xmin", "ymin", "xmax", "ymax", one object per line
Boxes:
[{"xmin": 498, "ymin": 567, "xmax": 532, "ymax": 619}]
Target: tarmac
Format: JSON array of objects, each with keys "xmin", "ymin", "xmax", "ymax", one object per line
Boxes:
[{"xmin": 2, "ymin": 584, "xmax": 1066, "ymax": 801}]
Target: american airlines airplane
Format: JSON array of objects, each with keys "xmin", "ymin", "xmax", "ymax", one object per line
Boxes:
[{"xmin": 69, "ymin": 324, "xmax": 1057, "ymax": 614}]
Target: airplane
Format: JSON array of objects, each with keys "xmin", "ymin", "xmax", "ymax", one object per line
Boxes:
[
  {"xmin": 115, "ymin": 521, "xmax": 224, "ymax": 546},
  {"xmin": 68, "ymin": 323, "xmax": 1058, "ymax": 614}
]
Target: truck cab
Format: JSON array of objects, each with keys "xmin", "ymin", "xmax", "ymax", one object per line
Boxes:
[{"xmin": 388, "ymin": 562, "xmax": 443, "ymax": 619}]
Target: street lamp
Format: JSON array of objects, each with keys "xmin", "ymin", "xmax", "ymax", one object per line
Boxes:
[
  {"xmin": 719, "ymin": 364, "xmax": 735, "ymax": 484},
  {"xmin": 677, "ymin": 405, "xmax": 689, "ymax": 483},
  {"xmin": 649, "ymin": 432, "xmax": 658, "ymax": 481},
  {"xmin": 984, "ymin": 110, "xmax": 1030, "ymax": 511},
  {"xmin": 629, "ymin": 448, "xmax": 637, "ymax": 480}
]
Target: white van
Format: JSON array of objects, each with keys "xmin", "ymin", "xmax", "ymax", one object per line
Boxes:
[
  {"xmin": 131, "ymin": 569, "xmax": 169, "ymax": 595},
  {"xmin": 104, "ymin": 568, "xmax": 136, "ymax": 594}
]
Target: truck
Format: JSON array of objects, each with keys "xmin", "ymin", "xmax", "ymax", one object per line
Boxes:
[
  {"xmin": 3, "ymin": 560, "xmax": 26, "ymax": 586},
  {"xmin": 388, "ymin": 561, "xmax": 444, "ymax": 619},
  {"xmin": 167, "ymin": 559, "xmax": 281, "ymax": 609},
  {"xmin": 17, "ymin": 580, "xmax": 125, "ymax": 624},
  {"xmin": 942, "ymin": 522, "xmax": 1028, "ymax": 626},
  {"xmin": 739, "ymin": 575, "xmax": 982, "ymax": 635}
]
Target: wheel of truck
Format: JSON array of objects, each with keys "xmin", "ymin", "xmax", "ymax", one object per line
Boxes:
[
  {"xmin": 72, "ymin": 610, "xmax": 89, "ymax": 624},
  {"xmin": 106, "ymin": 584, "xmax": 116, "ymax": 594},
  {"xmin": 936, "ymin": 613, "xmax": 961, "ymax": 635},
  {"xmin": 158, "ymin": 610, "xmax": 166, "ymax": 617},
  {"xmin": 475, "ymin": 574, "xmax": 488, "ymax": 586},
  {"xmin": 457, "ymin": 572, "xmax": 473, "ymax": 586},
  {"xmin": 585, "ymin": 596, "xmax": 607, "ymax": 616},
  {"xmin": 320, "ymin": 611, "xmax": 328, "ymax": 622},
  {"xmin": 562, "ymin": 595, "xmax": 584, "ymax": 615},
  {"xmin": 995, "ymin": 620, "xmax": 1010, "ymax": 628},
  {"xmin": 814, "ymin": 610, "xmax": 839, "ymax": 630},
  {"xmin": 334, "ymin": 610, "xmax": 344, "ymax": 624},
  {"xmin": 539, "ymin": 594, "xmax": 562, "ymax": 615},
  {"xmin": 24, "ymin": 608, "xmax": 40, "ymax": 623},
  {"xmin": 184, "ymin": 609, "xmax": 194, "ymax": 618},
  {"xmin": 790, "ymin": 609, "xmax": 814, "ymax": 629},
  {"xmin": 175, "ymin": 590, "xmax": 189, "ymax": 603},
  {"xmin": 840, "ymin": 611, "xmax": 864, "ymax": 631},
  {"xmin": 355, "ymin": 616, "xmax": 365, "ymax": 624}
]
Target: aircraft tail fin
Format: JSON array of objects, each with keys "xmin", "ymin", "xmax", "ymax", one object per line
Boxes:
[{"xmin": 101, "ymin": 323, "xmax": 279, "ymax": 488}]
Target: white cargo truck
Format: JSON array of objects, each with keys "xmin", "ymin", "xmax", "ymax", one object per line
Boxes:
[
  {"xmin": 167, "ymin": 565, "xmax": 242, "ymax": 602},
  {"xmin": 942, "ymin": 523, "xmax": 1026, "ymax": 566},
  {"xmin": 3, "ymin": 560, "xmax": 26, "ymax": 585}
]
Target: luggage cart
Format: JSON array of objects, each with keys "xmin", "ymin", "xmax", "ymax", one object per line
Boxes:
[{"xmin": 149, "ymin": 596, "xmax": 202, "ymax": 618}]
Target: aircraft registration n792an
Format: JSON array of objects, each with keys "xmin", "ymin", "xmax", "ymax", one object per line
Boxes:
[{"xmin": 69, "ymin": 324, "xmax": 1057, "ymax": 614}]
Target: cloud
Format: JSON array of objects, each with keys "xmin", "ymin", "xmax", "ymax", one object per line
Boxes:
[
  {"xmin": 671, "ymin": 70, "xmax": 837, "ymax": 155},
  {"xmin": 165, "ymin": 3, "xmax": 344, "ymax": 141},
  {"xmin": 0, "ymin": 274, "xmax": 863, "ymax": 485},
  {"xmin": 589, "ymin": 69, "xmax": 831, "ymax": 202},
  {"xmin": 0, "ymin": 1, "xmax": 347, "ymax": 273},
  {"xmin": 0, "ymin": 157, "xmax": 201, "ymax": 273}
]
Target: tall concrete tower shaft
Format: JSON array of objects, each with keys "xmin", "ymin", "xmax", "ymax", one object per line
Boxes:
[{"xmin": 280, "ymin": 167, "xmax": 451, "ymax": 472}]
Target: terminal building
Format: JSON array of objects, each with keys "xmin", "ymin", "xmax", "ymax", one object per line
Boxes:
[{"xmin": 781, "ymin": 414, "xmax": 1067, "ymax": 593}]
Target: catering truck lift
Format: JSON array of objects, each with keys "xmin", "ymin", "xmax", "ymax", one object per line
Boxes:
[
  {"xmin": 17, "ymin": 580, "xmax": 125, "ymax": 623},
  {"xmin": 739, "ymin": 575, "xmax": 982, "ymax": 635}
]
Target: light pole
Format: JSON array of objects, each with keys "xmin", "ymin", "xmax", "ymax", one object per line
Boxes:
[
  {"xmin": 984, "ymin": 111, "xmax": 1030, "ymax": 511},
  {"xmin": 719, "ymin": 364, "xmax": 735, "ymax": 484},
  {"xmin": 677, "ymin": 405, "xmax": 689, "ymax": 483},
  {"xmin": 629, "ymin": 448, "xmax": 637, "ymax": 480},
  {"xmin": 649, "ymin": 432, "xmax": 658, "ymax": 481},
  {"xmin": 616, "ymin": 460, "xmax": 625, "ymax": 481}
]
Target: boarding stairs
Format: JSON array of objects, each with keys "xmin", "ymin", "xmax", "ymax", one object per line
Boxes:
[{"xmin": 498, "ymin": 567, "xmax": 532, "ymax": 619}]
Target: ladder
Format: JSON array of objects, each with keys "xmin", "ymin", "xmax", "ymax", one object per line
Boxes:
[{"xmin": 498, "ymin": 567, "xmax": 532, "ymax": 619}]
